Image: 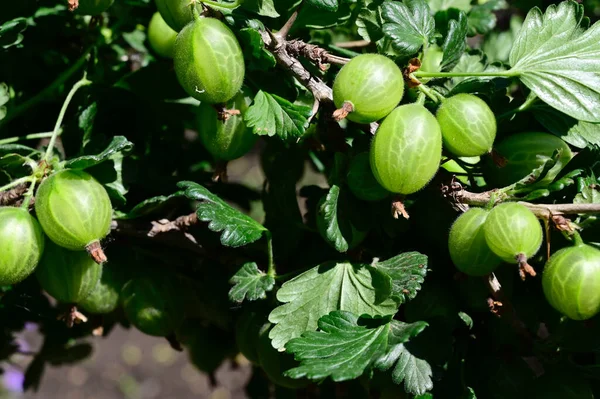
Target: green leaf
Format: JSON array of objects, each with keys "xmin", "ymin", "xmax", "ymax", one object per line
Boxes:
[
  {"xmin": 115, "ymin": 192, "xmax": 185, "ymax": 220},
  {"xmin": 318, "ymin": 185, "xmax": 347, "ymax": 252},
  {"xmin": 441, "ymin": 11, "xmax": 468, "ymax": 71},
  {"xmin": 375, "ymin": 337, "xmax": 433, "ymax": 396},
  {"xmin": 429, "ymin": 0, "xmax": 471, "ymax": 13},
  {"xmin": 229, "ymin": 262, "xmax": 275, "ymax": 303},
  {"xmin": 382, "ymin": 0, "xmax": 435, "ymax": 57},
  {"xmin": 306, "ymin": 0, "xmax": 338, "ymax": 12},
  {"xmin": 482, "ymin": 15, "xmax": 523, "ymax": 63},
  {"xmin": 64, "ymin": 136, "xmax": 134, "ymax": 170},
  {"xmin": 374, "ymin": 252, "xmax": 428, "ymax": 304},
  {"xmin": 534, "ymin": 106, "xmax": 600, "ymax": 149},
  {"xmin": 244, "ymin": 91, "xmax": 312, "ymax": 141},
  {"xmin": 178, "ymin": 181, "xmax": 268, "ymax": 248},
  {"xmin": 508, "ymin": 1, "xmax": 600, "ymax": 122},
  {"xmin": 285, "ymin": 311, "xmax": 391, "ymax": 381},
  {"xmin": 238, "ymin": 28, "xmax": 277, "ymax": 71},
  {"xmin": 0, "ymin": 18, "xmax": 27, "ymax": 49},
  {"xmin": 356, "ymin": 0, "xmax": 385, "ymax": 42},
  {"xmin": 268, "ymin": 262, "xmax": 399, "ymax": 350},
  {"xmin": 241, "ymin": 0, "xmax": 280, "ymax": 17},
  {"xmin": 458, "ymin": 311, "xmax": 473, "ymax": 329},
  {"xmin": 467, "ymin": 0, "xmax": 507, "ymax": 36},
  {"xmin": 295, "ymin": 4, "xmax": 353, "ymax": 30},
  {"xmin": 575, "ymin": 180, "xmax": 600, "ymax": 204}
]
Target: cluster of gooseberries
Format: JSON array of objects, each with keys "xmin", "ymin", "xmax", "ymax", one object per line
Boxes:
[{"xmin": 449, "ymin": 203, "xmax": 600, "ymax": 322}]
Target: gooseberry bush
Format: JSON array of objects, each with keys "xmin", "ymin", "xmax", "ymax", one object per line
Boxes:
[{"xmin": 3, "ymin": 0, "xmax": 600, "ymax": 397}]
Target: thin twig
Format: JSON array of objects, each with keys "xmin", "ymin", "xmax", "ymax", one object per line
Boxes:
[
  {"xmin": 148, "ymin": 212, "xmax": 199, "ymax": 237},
  {"xmin": 334, "ymin": 40, "xmax": 371, "ymax": 48},
  {"xmin": 453, "ymin": 189, "xmax": 600, "ymax": 216},
  {"xmin": 260, "ymin": 29, "xmax": 333, "ymax": 105},
  {"xmin": 286, "ymin": 40, "xmax": 350, "ymax": 70}
]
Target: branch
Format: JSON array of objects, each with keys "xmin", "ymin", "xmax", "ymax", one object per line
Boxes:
[
  {"xmin": 449, "ymin": 188, "xmax": 600, "ymax": 217},
  {"xmin": 0, "ymin": 184, "xmax": 28, "ymax": 206},
  {"xmin": 286, "ymin": 40, "xmax": 350, "ymax": 71},
  {"xmin": 261, "ymin": 31, "xmax": 333, "ymax": 103},
  {"xmin": 111, "ymin": 213, "xmax": 204, "ymax": 256}
]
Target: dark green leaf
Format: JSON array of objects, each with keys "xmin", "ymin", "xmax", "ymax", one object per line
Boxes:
[
  {"xmin": 441, "ymin": 11, "xmax": 468, "ymax": 71},
  {"xmin": 374, "ymin": 252, "xmax": 428, "ymax": 303},
  {"xmin": 0, "ymin": 18, "xmax": 27, "ymax": 49},
  {"xmin": 375, "ymin": 337, "xmax": 433, "ymax": 395},
  {"xmin": 508, "ymin": 1, "xmax": 600, "ymax": 122},
  {"xmin": 238, "ymin": 28, "xmax": 277, "ymax": 71},
  {"xmin": 241, "ymin": 0, "xmax": 280, "ymax": 17},
  {"xmin": 356, "ymin": 0, "xmax": 385, "ymax": 42},
  {"xmin": 244, "ymin": 91, "xmax": 312, "ymax": 141},
  {"xmin": 295, "ymin": 4, "xmax": 353, "ymax": 30},
  {"xmin": 534, "ymin": 106, "xmax": 600, "ymax": 149},
  {"xmin": 229, "ymin": 262, "xmax": 275, "ymax": 303},
  {"xmin": 285, "ymin": 311, "xmax": 391, "ymax": 381},
  {"xmin": 429, "ymin": 0, "xmax": 471, "ymax": 13},
  {"xmin": 382, "ymin": 0, "xmax": 435, "ymax": 57},
  {"xmin": 115, "ymin": 192, "xmax": 185, "ymax": 220},
  {"xmin": 64, "ymin": 136, "xmax": 134, "ymax": 170},
  {"xmin": 458, "ymin": 311, "xmax": 473, "ymax": 329},
  {"xmin": 467, "ymin": 0, "xmax": 507, "ymax": 36},
  {"xmin": 178, "ymin": 181, "xmax": 268, "ymax": 248},
  {"xmin": 318, "ymin": 185, "xmax": 348, "ymax": 252},
  {"xmin": 306, "ymin": 0, "xmax": 338, "ymax": 12},
  {"xmin": 268, "ymin": 262, "xmax": 399, "ymax": 350}
]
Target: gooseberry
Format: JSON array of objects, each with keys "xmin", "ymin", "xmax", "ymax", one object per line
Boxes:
[
  {"xmin": 148, "ymin": 12, "xmax": 178, "ymax": 58},
  {"xmin": 35, "ymin": 170, "xmax": 112, "ymax": 257},
  {"xmin": 332, "ymin": 54, "xmax": 404, "ymax": 124},
  {"xmin": 483, "ymin": 203, "xmax": 542, "ymax": 270},
  {"xmin": 436, "ymin": 93, "xmax": 497, "ymax": 157},
  {"xmin": 197, "ymin": 91, "xmax": 257, "ymax": 161},
  {"xmin": 488, "ymin": 132, "xmax": 573, "ymax": 187},
  {"xmin": 448, "ymin": 208, "xmax": 503, "ymax": 276},
  {"xmin": 0, "ymin": 207, "xmax": 45, "ymax": 286},
  {"xmin": 542, "ymin": 240, "xmax": 600, "ymax": 320},
  {"xmin": 174, "ymin": 17, "xmax": 245, "ymax": 104},
  {"xmin": 370, "ymin": 104, "xmax": 442, "ymax": 194},
  {"xmin": 36, "ymin": 241, "xmax": 102, "ymax": 304}
]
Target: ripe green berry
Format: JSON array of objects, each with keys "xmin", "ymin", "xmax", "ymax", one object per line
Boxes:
[
  {"xmin": 148, "ymin": 12, "xmax": 178, "ymax": 58},
  {"xmin": 0, "ymin": 207, "xmax": 45, "ymax": 286},
  {"xmin": 197, "ymin": 91, "xmax": 257, "ymax": 161},
  {"xmin": 35, "ymin": 170, "xmax": 112, "ymax": 253},
  {"xmin": 174, "ymin": 17, "xmax": 245, "ymax": 104},
  {"xmin": 155, "ymin": 0, "xmax": 195, "ymax": 32},
  {"xmin": 121, "ymin": 273, "xmax": 185, "ymax": 337},
  {"xmin": 542, "ymin": 241, "xmax": 600, "ymax": 320},
  {"xmin": 72, "ymin": 0, "xmax": 114, "ymax": 15},
  {"xmin": 36, "ymin": 241, "xmax": 102, "ymax": 304},
  {"xmin": 333, "ymin": 54, "xmax": 404, "ymax": 124},
  {"xmin": 370, "ymin": 104, "xmax": 442, "ymax": 194},
  {"xmin": 436, "ymin": 93, "xmax": 497, "ymax": 157},
  {"xmin": 347, "ymin": 152, "xmax": 389, "ymax": 202},
  {"xmin": 448, "ymin": 208, "xmax": 503, "ymax": 276},
  {"xmin": 79, "ymin": 263, "xmax": 124, "ymax": 314},
  {"xmin": 489, "ymin": 132, "xmax": 573, "ymax": 187},
  {"xmin": 483, "ymin": 203, "xmax": 543, "ymax": 264}
]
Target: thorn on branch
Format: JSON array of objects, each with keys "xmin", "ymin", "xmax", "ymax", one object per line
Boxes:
[
  {"xmin": 212, "ymin": 104, "xmax": 240, "ymax": 122},
  {"xmin": 58, "ymin": 305, "xmax": 87, "ymax": 328},
  {"xmin": 212, "ymin": 161, "xmax": 229, "ymax": 183},
  {"xmin": 286, "ymin": 40, "xmax": 350, "ymax": 71}
]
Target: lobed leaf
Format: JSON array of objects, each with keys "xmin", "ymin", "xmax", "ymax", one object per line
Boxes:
[
  {"xmin": 178, "ymin": 181, "xmax": 268, "ymax": 248},
  {"xmin": 229, "ymin": 262, "xmax": 275, "ymax": 303},
  {"xmin": 508, "ymin": 1, "xmax": 600, "ymax": 122},
  {"xmin": 244, "ymin": 91, "xmax": 312, "ymax": 141},
  {"xmin": 381, "ymin": 0, "xmax": 435, "ymax": 57},
  {"xmin": 268, "ymin": 262, "xmax": 399, "ymax": 350},
  {"xmin": 374, "ymin": 252, "xmax": 428, "ymax": 303}
]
